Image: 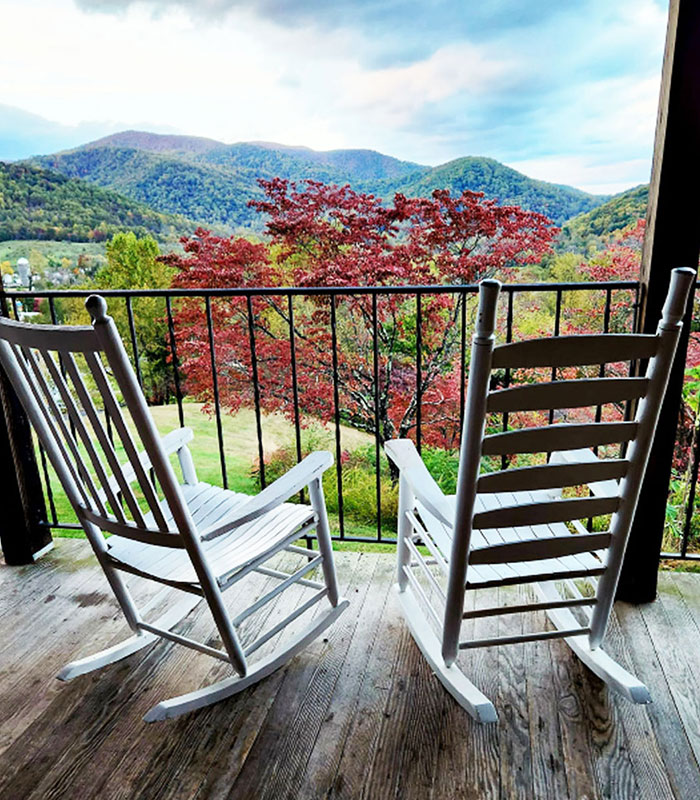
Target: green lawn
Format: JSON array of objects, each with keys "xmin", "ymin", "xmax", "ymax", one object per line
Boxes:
[
  {"xmin": 46, "ymin": 401, "xmax": 395, "ymax": 548},
  {"xmin": 0, "ymin": 239, "xmax": 106, "ymax": 266}
]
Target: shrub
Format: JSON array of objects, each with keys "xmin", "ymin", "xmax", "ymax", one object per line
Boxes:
[{"xmin": 252, "ymin": 437, "xmax": 461, "ymax": 532}]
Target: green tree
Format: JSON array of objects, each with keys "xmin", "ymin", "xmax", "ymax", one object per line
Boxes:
[
  {"xmin": 62, "ymin": 233, "xmax": 175, "ymax": 403},
  {"xmin": 97, "ymin": 233, "xmax": 175, "ymax": 403}
]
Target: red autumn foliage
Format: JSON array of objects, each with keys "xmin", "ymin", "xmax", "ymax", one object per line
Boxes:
[{"xmin": 165, "ymin": 181, "xmax": 558, "ymax": 447}]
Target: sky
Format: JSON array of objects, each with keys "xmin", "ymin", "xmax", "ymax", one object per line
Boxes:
[{"xmin": 0, "ymin": 0, "xmax": 669, "ymax": 194}]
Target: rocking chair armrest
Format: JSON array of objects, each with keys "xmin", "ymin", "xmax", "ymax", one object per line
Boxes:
[
  {"xmin": 385, "ymin": 439, "xmax": 454, "ymax": 527},
  {"xmin": 200, "ymin": 451, "xmax": 334, "ymax": 541},
  {"xmin": 98, "ymin": 427, "xmax": 194, "ymax": 502},
  {"xmin": 549, "ymin": 447, "xmax": 620, "ymax": 498}
]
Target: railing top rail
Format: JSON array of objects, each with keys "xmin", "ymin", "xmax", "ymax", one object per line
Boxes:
[{"xmin": 0, "ymin": 280, "xmax": 641, "ymax": 299}]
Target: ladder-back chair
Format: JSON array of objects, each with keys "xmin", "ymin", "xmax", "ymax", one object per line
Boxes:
[
  {"xmin": 385, "ymin": 268, "xmax": 695, "ymax": 723},
  {"xmin": 0, "ymin": 295, "xmax": 348, "ymax": 721}
]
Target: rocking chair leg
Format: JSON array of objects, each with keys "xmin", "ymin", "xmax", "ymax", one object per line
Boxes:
[
  {"xmin": 143, "ymin": 596, "xmax": 349, "ymax": 721},
  {"xmin": 396, "ymin": 585, "xmax": 498, "ymax": 724},
  {"xmin": 57, "ymin": 592, "xmax": 202, "ymax": 682},
  {"xmin": 535, "ymin": 582, "xmax": 651, "ymax": 704}
]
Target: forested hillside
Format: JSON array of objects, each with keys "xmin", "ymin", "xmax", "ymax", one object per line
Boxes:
[
  {"xmin": 0, "ymin": 161, "xmax": 193, "ymax": 242},
  {"xmin": 381, "ymin": 156, "xmax": 606, "ymax": 224},
  {"xmin": 558, "ymin": 184, "xmax": 649, "ymax": 252},
  {"xmin": 34, "ymin": 148, "xmax": 259, "ymax": 229},
  {"xmin": 29, "ymin": 131, "xmax": 609, "ymax": 230},
  {"xmin": 200, "ymin": 142, "xmax": 425, "ymax": 186}
]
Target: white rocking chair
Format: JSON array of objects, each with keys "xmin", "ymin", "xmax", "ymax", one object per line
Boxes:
[
  {"xmin": 0, "ymin": 295, "xmax": 348, "ymax": 721},
  {"xmin": 385, "ymin": 268, "xmax": 695, "ymax": 723}
]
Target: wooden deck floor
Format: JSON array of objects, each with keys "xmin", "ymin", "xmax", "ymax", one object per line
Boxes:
[{"xmin": 1, "ymin": 539, "xmax": 700, "ymax": 799}]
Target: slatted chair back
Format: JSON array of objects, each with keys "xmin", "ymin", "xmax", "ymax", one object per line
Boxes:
[
  {"xmin": 0, "ymin": 296, "xmax": 191, "ymax": 551},
  {"xmin": 446, "ymin": 268, "xmax": 695, "ymax": 653}
]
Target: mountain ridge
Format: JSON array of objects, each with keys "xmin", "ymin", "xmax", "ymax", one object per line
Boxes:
[{"xmin": 27, "ymin": 130, "xmax": 614, "ymax": 231}]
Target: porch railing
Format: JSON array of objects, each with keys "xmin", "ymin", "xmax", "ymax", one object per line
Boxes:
[{"xmin": 15, "ymin": 280, "xmax": 700, "ymax": 554}]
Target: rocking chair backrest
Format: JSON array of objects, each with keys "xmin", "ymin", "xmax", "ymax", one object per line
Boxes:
[
  {"xmin": 0, "ymin": 295, "xmax": 192, "ymax": 550},
  {"xmin": 449, "ymin": 268, "xmax": 695, "ymax": 647}
]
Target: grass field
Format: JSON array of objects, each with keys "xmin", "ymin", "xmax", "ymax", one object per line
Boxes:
[
  {"xmin": 45, "ymin": 401, "xmax": 396, "ymax": 549},
  {"xmin": 0, "ymin": 239, "xmax": 106, "ymax": 265}
]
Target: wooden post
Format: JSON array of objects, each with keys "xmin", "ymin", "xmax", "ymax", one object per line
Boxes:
[
  {"xmin": 618, "ymin": 0, "xmax": 700, "ymax": 601},
  {"xmin": 0, "ymin": 292, "xmax": 51, "ymax": 564},
  {"xmin": 0, "ymin": 368, "xmax": 51, "ymax": 563}
]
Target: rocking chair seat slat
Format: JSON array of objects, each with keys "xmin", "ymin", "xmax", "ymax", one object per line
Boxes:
[
  {"xmin": 106, "ymin": 481, "xmax": 314, "ymax": 586},
  {"xmin": 414, "ymin": 488, "xmax": 608, "ymax": 588}
]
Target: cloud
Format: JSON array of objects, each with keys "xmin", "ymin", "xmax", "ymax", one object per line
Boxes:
[
  {"xmin": 0, "ymin": 0, "xmax": 669, "ymax": 191},
  {"xmin": 508, "ymin": 155, "xmax": 651, "ymax": 195},
  {"xmin": 340, "ymin": 43, "xmax": 513, "ymax": 127}
]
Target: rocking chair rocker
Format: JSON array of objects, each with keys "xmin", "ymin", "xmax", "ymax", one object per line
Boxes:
[
  {"xmin": 385, "ymin": 268, "xmax": 695, "ymax": 723},
  {"xmin": 0, "ymin": 295, "xmax": 348, "ymax": 721}
]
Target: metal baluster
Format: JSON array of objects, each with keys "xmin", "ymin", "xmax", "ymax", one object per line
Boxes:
[
  {"xmin": 501, "ymin": 288, "xmax": 515, "ymax": 470},
  {"xmin": 330, "ymin": 295, "xmax": 345, "ymax": 539},
  {"xmin": 681, "ymin": 385, "xmax": 700, "ymax": 559},
  {"xmin": 165, "ymin": 296, "xmax": 184, "ymax": 429},
  {"xmin": 287, "ymin": 295, "xmax": 304, "ymax": 504},
  {"xmin": 125, "ymin": 296, "xmax": 143, "ymax": 388},
  {"xmin": 416, "ymin": 292, "xmax": 422, "ymax": 455},
  {"xmin": 372, "ymin": 294, "xmax": 382, "ymax": 541},
  {"xmin": 246, "ymin": 295, "xmax": 266, "ymax": 490},
  {"xmin": 205, "ymin": 296, "xmax": 228, "ymax": 489}
]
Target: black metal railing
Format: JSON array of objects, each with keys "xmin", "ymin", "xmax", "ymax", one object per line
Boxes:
[
  {"xmin": 1, "ymin": 280, "xmax": 648, "ymax": 546},
  {"xmin": 661, "ymin": 284, "xmax": 700, "ymax": 562}
]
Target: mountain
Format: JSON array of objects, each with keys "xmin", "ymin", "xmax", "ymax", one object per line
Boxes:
[
  {"xmin": 0, "ymin": 161, "xmax": 194, "ymax": 243},
  {"xmin": 34, "ymin": 147, "xmax": 260, "ymax": 230},
  {"xmin": 81, "ymin": 130, "xmax": 224, "ymax": 159},
  {"xmin": 558, "ymin": 185, "xmax": 649, "ymax": 252},
  {"xmin": 28, "ymin": 131, "xmax": 610, "ymax": 231},
  {"xmin": 380, "ymin": 157, "xmax": 607, "ymax": 225},
  {"xmin": 203, "ymin": 142, "xmax": 426, "ymax": 183}
]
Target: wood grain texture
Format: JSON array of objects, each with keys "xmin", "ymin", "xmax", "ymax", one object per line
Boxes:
[
  {"xmin": 486, "ymin": 377, "xmax": 649, "ymax": 413},
  {"xmin": 491, "ymin": 334, "xmax": 658, "ymax": 369},
  {"xmin": 1, "ymin": 540, "xmax": 699, "ymax": 800}
]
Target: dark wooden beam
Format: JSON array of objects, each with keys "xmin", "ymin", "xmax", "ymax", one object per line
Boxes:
[
  {"xmin": 619, "ymin": 0, "xmax": 700, "ymax": 601},
  {"xmin": 0, "ymin": 308, "xmax": 51, "ymax": 564}
]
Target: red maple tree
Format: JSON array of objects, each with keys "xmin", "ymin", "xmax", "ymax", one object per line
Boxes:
[{"xmin": 165, "ymin": 180, "xmax": 557, "ymax": 448}]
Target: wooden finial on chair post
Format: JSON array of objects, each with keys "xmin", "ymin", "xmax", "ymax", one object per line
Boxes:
[
  {"xmin": 475, "ymin": 279, "xmax": 501, "ymax": 340},
  {"xmin": 660, "ymin": 267, "xmax": 696, "ymax": 330},
  {"xmin": 85, "ymin": 295, "xmax": 110, "ymax": 325}
]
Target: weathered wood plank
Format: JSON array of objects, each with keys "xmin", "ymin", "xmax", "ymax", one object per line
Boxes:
[
  {"xmin": 546, "ymin": 636, "xmax": 603, "ymax": 800},
  {"xmin": 223, "ymin": 551, "xmax": 375, "ymax": 800},
  {"xmin": 360, "ymin": 620, "xmax": 445, "ymax": 800},
  {"xmin": 600, "ymin": 603, "xmax": 679, "ymax": 800},
  {"xmin": 524, "ymin": 599, "xmax": 569, "ymax": 800},
  {"xmin": 576, "ymin": 648, "xmax": 641, "ymax": 800},
  {"xmin": 615, "ymin": 588, "xmax": 700, "ymax": 799},
  {"xmin": 1, "ymin": 542, "xmax": 700, "ymax": 800},
  {"xmin": 113, "ymin": 553, "xmax": 321, "ymax": 800},
  {"xmin": 0, "ymin": 551, "xmax": 304, "ymax": 799},
  {"xmin": 432, "ymin": 588, "xmax": 501, "ymax": 799},
  {"xmin": 324, "ymin": 567, "xmax": 408, "ymax": 800},
  {"xmin": 644, "ymin": 574, "xmax": 700, "ymax": 765},
  {"xmin": 497, "ymin": 585, "xmax": 534, "ymax": 800},
  {"xmin": 296, "ymin": 556, "xmax": 394, "ymax": 799}
]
